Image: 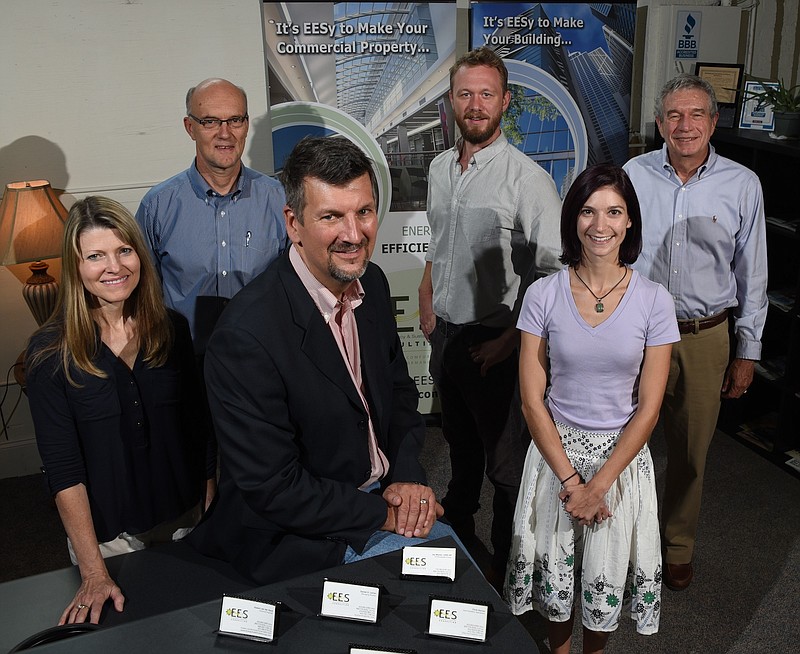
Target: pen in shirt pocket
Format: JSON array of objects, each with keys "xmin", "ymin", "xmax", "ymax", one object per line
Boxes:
[{"xmin": 245, "ymin": 230, "xmax": 251, "ymax": 247}]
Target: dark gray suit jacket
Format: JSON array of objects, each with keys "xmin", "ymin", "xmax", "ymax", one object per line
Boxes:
[{"xmin": 189, "ymin": 251, "xmax": 427, "ymax": 584}]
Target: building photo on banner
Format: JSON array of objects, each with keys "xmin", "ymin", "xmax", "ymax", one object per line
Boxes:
[
  {"xmin": 264, "ymin": 1, "xmax": 459, "ymax": 413},
  {"xmin": 471, "ymin": 2, "xmax": 636, "ymax": 192}
]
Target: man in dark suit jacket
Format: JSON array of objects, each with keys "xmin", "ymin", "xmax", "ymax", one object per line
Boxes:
[{"xmin": 189, "ymin": 137, "xmax": 445, "ymax": 584}]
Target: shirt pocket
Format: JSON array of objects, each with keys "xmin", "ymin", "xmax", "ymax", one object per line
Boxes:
[
  {"xmin": 463, "ymin": 205, "xmax": 513, "ymax": 244},
  {"xmin": 67, "ymin": 379, "xmax": 121, "ymax": 422},
  {"xmin": 241, "ymin": 237, "xmax": 282, "ymax": 285},
  {"xmin": 687, "ymin": 214, "xmax": 735, "ymax": 273},
  {"xmin": 148, "ymin": 366, "xmax": 182, "ymax": 407}
]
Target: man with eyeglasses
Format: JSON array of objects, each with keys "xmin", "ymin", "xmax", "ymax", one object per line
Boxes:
[{"xmin": 136, "ymin": 78, "xmax": 287, "ymax": 358}]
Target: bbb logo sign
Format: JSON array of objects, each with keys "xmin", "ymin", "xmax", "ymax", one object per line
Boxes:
[{"xmin": 675, "ymin": 11, "xmax": 701, "ymax": 60}]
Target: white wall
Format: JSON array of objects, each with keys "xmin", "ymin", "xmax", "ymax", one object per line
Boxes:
[
  {"xmin": 0, "ymin": 0, "xmax": 271, "ymax": 477},
  {"xmin": 748, "ymin": 0, "xmax": 800, "ymax": 83},
  {"xmin": 633, "ymin": 0, "xmax": 800, "ymax": 138}
]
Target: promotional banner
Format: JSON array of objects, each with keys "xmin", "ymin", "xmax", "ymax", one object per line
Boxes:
[
  {"xmin": 265, "ymin": 2, "xmax": 457, "ymax": 412},
  {"xmin": 471, "ymin": 2, "xmax": 637, "ymax": 193},
  {"xmin": 264, "ymin": 3, "xmax": 634, "ymax": 411}
]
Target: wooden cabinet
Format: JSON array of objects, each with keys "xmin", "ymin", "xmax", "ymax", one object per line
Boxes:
[{"xmin": 711, "ymin": 128, "xmax": 800, "ymax": 475}]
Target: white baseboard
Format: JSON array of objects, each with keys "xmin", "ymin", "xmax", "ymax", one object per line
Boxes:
[{"xmin": 0, "ymin": 438, "xmax": 42, "ymax": 479}]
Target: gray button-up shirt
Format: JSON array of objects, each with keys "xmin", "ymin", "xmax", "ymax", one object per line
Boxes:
[{"xmin": 425, "ymin": 132, "xmax": 562, "ymax": 328}]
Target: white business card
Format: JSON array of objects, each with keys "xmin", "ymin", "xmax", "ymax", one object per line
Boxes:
[
  {"xmin": 349, "ymin": 645, "xmax": 416, "ymax": 654},
  {"xmin": 218, "ymin": 595, "xmax": 278, "ymax": 642},
  {"xmin": 401, "ymin": 546, "xmax": 456, "ymax": 580},
  {"xmin": 427, "ymin": 596, "xmax": 489, "ymax": 642},
  {"xmin": 320, "ymin": 579, "xmax": 380, "ymax": 623}
]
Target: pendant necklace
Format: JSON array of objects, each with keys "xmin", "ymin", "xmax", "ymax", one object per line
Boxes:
[{"xmin": 573, "ymin": 267, "xmax": 628, "ymax": 313}]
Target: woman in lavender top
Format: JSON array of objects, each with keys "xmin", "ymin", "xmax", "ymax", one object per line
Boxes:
[{"xmin": 504, "ymin": 164, "xmax": 679, "ymax": 653}]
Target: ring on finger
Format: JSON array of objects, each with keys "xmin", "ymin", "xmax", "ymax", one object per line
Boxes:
[
  {"xmin": 419, "ymin": 498, "xmax": 429, "ymax": 505},
  {"xmin": 77, "ymin": 604, "xmax": 88, "ymax": 610}
]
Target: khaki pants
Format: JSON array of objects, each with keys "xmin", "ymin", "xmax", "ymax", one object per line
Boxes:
[{"xmin": 661, "ymin": 320, "xmax": 729, "ymax": 565}]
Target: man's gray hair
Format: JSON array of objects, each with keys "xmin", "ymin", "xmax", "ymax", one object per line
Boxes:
[{"xmin": 655, "ymin": 73, "xmax": 718, "ymax": 120}]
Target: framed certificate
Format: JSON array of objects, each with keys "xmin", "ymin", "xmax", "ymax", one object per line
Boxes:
[
  {"xmin": 739, "ymin": 80, "xmax": 779, "ymax": 130},
  {"xmin": 695, "ymin": 63, "xmax": 744, "ymax": 128}
]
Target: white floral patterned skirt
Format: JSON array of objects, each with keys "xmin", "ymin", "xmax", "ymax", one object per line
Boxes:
[{"xmin": 503, "ymin": 421, "xmax": 661, "ymax": 635}]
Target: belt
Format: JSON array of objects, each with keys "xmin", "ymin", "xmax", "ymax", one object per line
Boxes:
[
  {"xmin": 677, "ymin": 309, "xmax": 728, "ymax": 335},
  {"xmin": 434, "ymin": 318, "xmax": 503, "ymax": 339},
  {"xmin": 435, "ymin": 318, "xmax": 460, "ymax": 337}
]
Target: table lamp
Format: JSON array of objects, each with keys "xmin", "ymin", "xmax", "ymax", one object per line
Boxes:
[{"xmin": 0, "ymin": 180, "xmax": 67, "ymax": 325}]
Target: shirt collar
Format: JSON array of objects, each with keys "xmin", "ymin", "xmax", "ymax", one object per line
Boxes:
[
  {"xmin": 188, "ymin": 159, "xmax": 246, "ymax": 201},
  {"xmin": 451, "ymin": 131, "xmax": 509, "ymax": 170},
  {"xmin": 289, "ymin": 245, "xmax": 364, "ymax": 324},
  {"xmin": 659, "ymin": 143, "xmax": 717, "ymax": 180}
]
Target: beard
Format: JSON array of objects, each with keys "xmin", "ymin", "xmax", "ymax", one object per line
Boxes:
[
  {"xmin": 455, "ymin": 110, "xmax": 502, "ymax": 145},
  {"xmin": 328, "ymin": 240, "xmax": 370, "ymax": 284}
]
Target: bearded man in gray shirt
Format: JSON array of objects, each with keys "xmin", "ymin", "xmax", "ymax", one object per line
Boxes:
[{"xmin": 419, "ymin": 47, "xmax": 561, "ymax": 586}]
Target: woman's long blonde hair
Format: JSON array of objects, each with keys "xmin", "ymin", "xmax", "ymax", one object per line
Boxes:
[{"xmin": 27, "ymin": 196, "xmax": 172, "ymax": 385}]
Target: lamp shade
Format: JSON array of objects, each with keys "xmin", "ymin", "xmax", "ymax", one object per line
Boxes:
[
  {"xmin": 0, "ymin": 180, "xmax": 68, "ymax": 325},
  {"xmin": 0, "ymin": 180, "xmax": 67, "ymax": 265}
]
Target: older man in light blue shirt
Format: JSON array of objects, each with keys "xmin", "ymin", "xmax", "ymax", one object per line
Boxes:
[
  {"xmin": 136, "ymin": 78, "xmax": 287, "ymax": 355},
  {"xmin": 624, "ymin": 73, "xmax": 767, "ymax": 591}
]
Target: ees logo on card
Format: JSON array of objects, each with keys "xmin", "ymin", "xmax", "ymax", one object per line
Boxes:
[
  {"xmin": 404, "ymin": 556, "xmax": 427, "ymax": 567},
  {"xmin": 326, "ymin": 592, "xmax": 350, "ymax": 603},
  {"xmin": 225, "ymin": 607, "xmax": 249, "ymax": 619},
  {"xmin": 433, "ymin": 608, "xmax": 458, "ymax": 620}
]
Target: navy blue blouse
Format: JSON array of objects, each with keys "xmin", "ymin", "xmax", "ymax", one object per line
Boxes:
[{"xmin": 26, "ymin": 311, "xmax": 211, "ymax": 542}]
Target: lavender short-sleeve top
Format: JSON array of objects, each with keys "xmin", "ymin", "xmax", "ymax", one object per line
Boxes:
[{"xmin": 517, "ymin": 268, "xmax": 679, "ymax": 432}]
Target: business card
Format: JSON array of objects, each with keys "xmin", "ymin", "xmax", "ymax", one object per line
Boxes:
[
  {"xmin": 427, "ymin": 596, "xmax": 490, "ymax": 642},
  {"xmin": 320, "ymin": 579, "xmax": 381, "ymax": 623},
  {"xmin": 349, "ymin": 645, "xmax": 417, "ymax": 654},
  {"xmin": 401, "ymin": 546, "xmax": 456, "ymax": 581},
  {"xmin": 218, "ymin": 595, "xmax": 278, "ymax": 642}
]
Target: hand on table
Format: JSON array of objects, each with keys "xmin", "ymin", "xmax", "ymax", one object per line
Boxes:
[
  {"xmin": 59, "ymin": 571, "xmax": 125, "ymax": 625},
  {"xmin": 382, "ymin": 482, "xmax": 444, "ymax": 538}
]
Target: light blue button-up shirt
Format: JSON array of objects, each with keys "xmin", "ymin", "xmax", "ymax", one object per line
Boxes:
[
  {"xmin": 624, "ymin": 144, "xmax": 767, "ymax": 359},
  {"xmin": 136, "ymin": 161, "xmax": 287, "ymax": 352}
]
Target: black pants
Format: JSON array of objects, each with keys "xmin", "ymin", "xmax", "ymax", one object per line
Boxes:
[{"xmin": 429, "ymin": 318, "xmax": 528, "ymax": 570}]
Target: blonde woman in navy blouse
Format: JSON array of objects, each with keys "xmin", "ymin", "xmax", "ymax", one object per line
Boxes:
[{"xmin": 26, "ymin": 197, "xmax": 213, "ymax": 625}]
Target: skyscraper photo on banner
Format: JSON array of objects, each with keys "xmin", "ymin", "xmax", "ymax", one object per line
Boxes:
[
  {"xmin": 264, "ymin": 2, "xmax": 457, "ymax": 412},
  {"xmin": 471, "ymin": 2, "xmax": 637, "ymax": 194}
]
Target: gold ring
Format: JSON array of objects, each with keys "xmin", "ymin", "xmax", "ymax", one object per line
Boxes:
[
  {"xmin": 419, "ymin": 498, "xmax": 428, "ymax": 505},
  {"xmin": 77, "ymin": 604, "xmax": 88, "ymax": 610}
]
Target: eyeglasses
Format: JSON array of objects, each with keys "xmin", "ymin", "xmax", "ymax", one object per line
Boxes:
[{"xmin": 188, "ymin": 113, "xmax": 249, "ymax": 130}]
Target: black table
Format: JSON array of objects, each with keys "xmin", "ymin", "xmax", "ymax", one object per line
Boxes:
[{"xmin": 1, "ymin": 537, "xmax": 538, "ymax": 652}]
